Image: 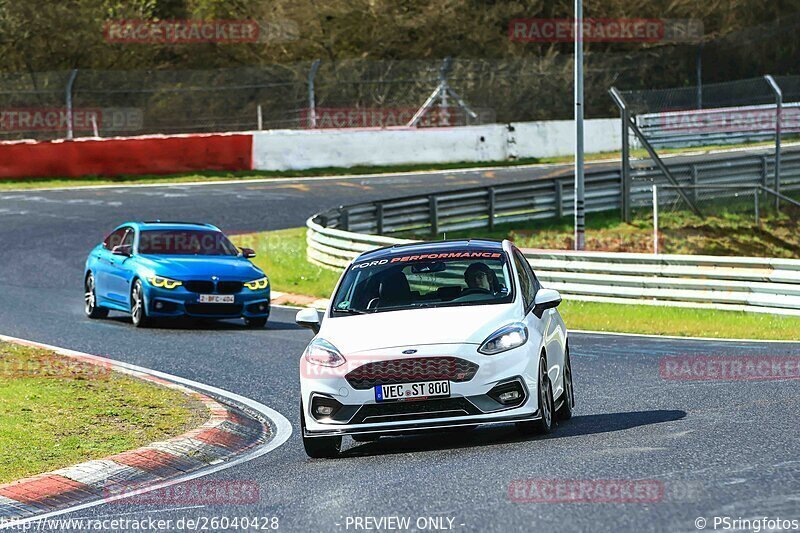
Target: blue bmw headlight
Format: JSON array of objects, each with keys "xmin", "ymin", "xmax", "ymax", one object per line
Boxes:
[
  {"xmin": 244, "ymin": 276, "xmax": 269, "ymax": 290},
  {"xmin": 148, "ymin": 276, "xmax": 182, "ymax": 289}
]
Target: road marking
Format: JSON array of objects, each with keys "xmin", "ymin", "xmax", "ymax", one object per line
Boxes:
[
  {"xmin": 571, "ymin": 329, "xmax": 800, "ymax": 344},
  {"xmin": 0, "ymin": 334, "xmax": 292, "ymax": 531},
  {"xmin": 6, "ymin": 141, "xmax": 798, "ymax": 193}
]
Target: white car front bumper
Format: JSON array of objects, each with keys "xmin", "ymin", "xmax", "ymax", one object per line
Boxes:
[{"xmin": 300, "ymin": 342, "xmax": 543, "ymax": 437}]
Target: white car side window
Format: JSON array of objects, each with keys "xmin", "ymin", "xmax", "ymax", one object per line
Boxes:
[{"xmin": 513, "ymin": 251, "xmax": 535, "ymax": 309}]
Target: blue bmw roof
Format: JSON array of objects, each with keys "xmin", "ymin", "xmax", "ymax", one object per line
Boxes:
[{"xmin": 122, "ymin": 221, "xmax": 221, "ymax": 232}]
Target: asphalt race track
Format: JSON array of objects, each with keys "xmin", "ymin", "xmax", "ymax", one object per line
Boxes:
[{"xmin": 1, "ymin": 159, "xmax": 799, "ymax": 532}]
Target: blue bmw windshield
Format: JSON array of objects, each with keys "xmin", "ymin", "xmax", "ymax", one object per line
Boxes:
[{"xmin": 138, "ymin": 230, "xmax": 239, "ymax": 256}]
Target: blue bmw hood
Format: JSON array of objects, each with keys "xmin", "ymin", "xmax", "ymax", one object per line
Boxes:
[{"xmin": 137, "ymin": 255, "xmax": 264, "ymax": 280}]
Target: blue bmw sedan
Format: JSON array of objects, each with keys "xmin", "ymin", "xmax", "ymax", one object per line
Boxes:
[{"xmin": 84, "ymin": 221, "xmax": 270, "ymax": 328}]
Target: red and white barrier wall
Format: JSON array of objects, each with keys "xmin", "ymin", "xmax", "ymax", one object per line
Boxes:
[
  {"xmin": 0, "ymin": 133, "xmax": 252, "ymax": 180},
  {"xmin": 0, "ymin": 119, "xmax": 619, "ymax": 179}
]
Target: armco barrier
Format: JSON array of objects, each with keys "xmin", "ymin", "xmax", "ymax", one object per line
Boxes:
[
  {"xmin": 637, "ymin": 102, "xmax": 800, "ymax": 149},
  {"xmin": 306, "ymin": 216, "xmax": 800, "ymax": 315},
  {"xmin": 306, "ymin": 145, "xmax": 800, "ymax": 315},
  {"xmin": 309, "ymin": 147, "xmax": 800, "ymax": 237},
  {"xmin": 0, "ymin": 133, "xmax": 252, "ymax": 179}
]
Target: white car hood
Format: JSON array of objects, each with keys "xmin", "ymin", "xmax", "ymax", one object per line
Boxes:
[{"xmin": 319, "ymin": 303, "xmax": 520, "ymax": 354}]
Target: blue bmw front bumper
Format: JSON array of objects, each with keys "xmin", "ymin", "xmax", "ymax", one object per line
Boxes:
[{"xmin": 143, "ymin": 284, "xmax": 270, "ymax": 319}]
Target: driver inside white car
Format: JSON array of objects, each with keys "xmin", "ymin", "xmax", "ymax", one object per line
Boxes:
[{"xmin": 464, "ymin": 262, "xmax": 499, "ymax": 293}]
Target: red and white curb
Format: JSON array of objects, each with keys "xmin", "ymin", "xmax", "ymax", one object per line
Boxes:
[{"xmin": 0, "ymin": 335, "xmax": 291, "ymax": 530}]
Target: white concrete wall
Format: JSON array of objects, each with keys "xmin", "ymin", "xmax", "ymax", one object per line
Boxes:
[
  {"xmin": 511, "ymin": 118, "xmax": 620, "ymax": 158},
  {"xmin": 252, "ymin": 118, "xmax": 619, "ymax": 171}
]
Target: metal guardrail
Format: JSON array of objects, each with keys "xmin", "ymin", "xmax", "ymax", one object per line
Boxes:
[
  {"xmin": 636, "ymin": 103, "xmax": 800, "ymax": 148},
  {"xmin": 312, "ymin": 147, "xmax": 800, "ymax": 237},
  {"xmin": 306, "ymin": 147, "xmax": 800, "ymax": 315},
  {"xmin": 306, "ymin": 217, "xmax": 800, "ymax": 316},
  {"xmin": 306, "ymin": 218, "xmax": 800, "ymax": 315}
]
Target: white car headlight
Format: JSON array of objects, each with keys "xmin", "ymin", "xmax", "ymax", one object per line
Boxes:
[
  {"xmin": 303, "ymin": 338, "xmax": 346, "ymax": 367},
  {"xmin": 148, "ymin": 275, "xmax": 182, "ymax": 289},
  {"xmin": 478, "ymin": 323, "xmax": 529, "ymax": 355}
]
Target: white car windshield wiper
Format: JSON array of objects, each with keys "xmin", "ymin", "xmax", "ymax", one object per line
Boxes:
[{"xmin": 334, "ymin": 307, "xmax": 371, "ymax": 315}]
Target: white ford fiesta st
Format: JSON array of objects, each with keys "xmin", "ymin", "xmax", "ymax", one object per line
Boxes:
[{"xmin": 295, "ymin": 239, "xmax": 574, "ymax": 458}]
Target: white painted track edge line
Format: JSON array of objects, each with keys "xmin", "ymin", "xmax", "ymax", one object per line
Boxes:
[
  {"xmin": 0, "ymin": 334, "xmax": 292, "ymax": 530},
  {"xmin": 570, "ymin": 329, "xmax": 800, "ymax": 344},
  {"xmin": 0, "ymin": 161, "xmax": 573, "ymax": 192}
]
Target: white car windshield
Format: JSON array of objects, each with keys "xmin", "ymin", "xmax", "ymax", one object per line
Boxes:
[{"xmin": 331, "ymin": 250, "xmax": 514, "ymax": 314}]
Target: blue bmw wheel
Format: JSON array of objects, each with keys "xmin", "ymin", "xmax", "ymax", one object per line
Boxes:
[
  {"xmin": 131, "ymin": 279, "xmax": 150, "ymax": 328},
  {"xmin": 84, "ymin": 273, "xmax": 108, "ymax": 319}
]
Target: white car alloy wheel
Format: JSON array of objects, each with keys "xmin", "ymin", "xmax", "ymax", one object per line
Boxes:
[{"xmin": 556, "ymin": 348, "xmax": 575, "ymax": 420}]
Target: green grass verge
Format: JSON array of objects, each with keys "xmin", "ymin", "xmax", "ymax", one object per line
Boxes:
[
  {"xmin": 231, "ymin": 228, "xmax": 341, "ymax": 299},
  {"xmin": 426, "ymin": 205, "xmax": 800, "ymax": 258},
  {"xmin": 559, "ymin": 300, "xmax": 800, "ymax": 341},
  {"xmin": 0, "ymin": 342, "xmax": 208, "ymax": 483},
  {"xmin": 231, "ymin": 226, "xmax": 800, "ymax": 341}
]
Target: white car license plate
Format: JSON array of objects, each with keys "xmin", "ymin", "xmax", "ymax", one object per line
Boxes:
[
  {"xmin": 375, "ymin": 380, "xmax": 450, "ymax": 402},
  {"xmin": 198, "ymin": 294, "xmax": 234, "ymax": 304}
]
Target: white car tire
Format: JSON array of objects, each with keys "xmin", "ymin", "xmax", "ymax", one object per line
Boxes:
[
  {"xmin": 517, "ymin": 356, "xmax": 554, "ymax": 435},
  {"xmin": 301, "ymin": 402, "xmax": 342, "ymax": 458}
]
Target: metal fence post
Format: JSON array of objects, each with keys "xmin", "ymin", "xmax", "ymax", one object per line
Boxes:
[
  {"xmin": 696, "ymin": 44, "xmax": 703, "ymax": 110},
  {"xmin": 439, "ymin": 58, "xmax": 451, "ymax": 127},
  {"xmin": 754, "ymin": 188, "xmax": 760, "ymax": 227},
  {"xmin": 690, "ymin": 164, "xmax": 698, "ymax": 204},
  {"xmin": 65, "ymin": 69, "xmax": 78, "ymax": 140},
  {"xmin": 376, "ymin": 203, "xmax": 384, "ymax": 234},
  {"xmin": 760, "ymin": 155, "xmax": 769, "ymax": 188},
  {"xmin": 764, "ymin": 75, "xmax": 782, "ymax": 211},
  {"xmin": 609, "ymin": 87, "xmax": 631, "ymax": 222},
  {"xmin": 429, "ymin": 196, "xmax": 439, "ymax": 237},
  {"xmin": 652, "ymin": 185, "xmax": 658, "ymax": 255},
  {"xmin": 339, "ymin": 206, "xmax": 349, "ymax": 231},
  {"xmin": 555, "ymin": 180, "xmax": 564, "ymax": 218},
  {"xmin": 487, "ymin": 188, "xmax": 496, "ymax": 230},
  {"xmin": 307, "ymin": 59, "xmax": 321, "ymax": 129}
]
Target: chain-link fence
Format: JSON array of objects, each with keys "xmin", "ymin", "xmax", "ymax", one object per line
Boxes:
[
  {"xmin": 610, "ymin": 75, "xmax": 799, "ymax": 220},
  {"xmin": 0, "ymin": 49, "xmax": 690, "ymax": 141}
]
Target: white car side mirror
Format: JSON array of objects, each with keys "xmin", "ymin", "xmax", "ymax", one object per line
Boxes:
[
  {"xmin": 295, "ymin": 308, "xmax": 321, "ymax": 334},
  {"xmin": 532, "ymin": 289, "xmax": 562, "ymax": 318}
]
